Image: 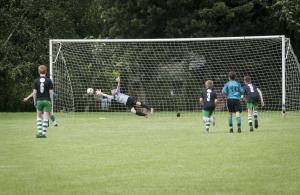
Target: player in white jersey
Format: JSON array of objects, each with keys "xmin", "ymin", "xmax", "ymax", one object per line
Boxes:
[{"xmin": 96, "ymin": 77, "xmax": 154, "ymax": 117}]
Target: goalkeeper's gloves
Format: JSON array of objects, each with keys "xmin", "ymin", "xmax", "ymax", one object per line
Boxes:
[{"xmin": 95, "ymin": 89, "xmax": 102, "ymax": 96}]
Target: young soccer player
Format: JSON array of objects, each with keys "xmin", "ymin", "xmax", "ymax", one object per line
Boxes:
[
  {"xmin": 200, "ymin": 80, "xmax": 217, "ymax": 133},
  {"xmin": 32, "ymin": 65, "xmax": 54, "ymax": 138},
  {"xmin": 96, "ymin": 76, "xmax": 154, "ymax": 117},
  {"xmin": 243, "ymin": 76, "xmax": 264, "ymax": 131},
  {"xmin": 24, "ymin": 92, "xmax": 58, "ymax": 126},
  {"xmin": 222, "ymin": 71, "xmax": 244, "ymax": 133}
]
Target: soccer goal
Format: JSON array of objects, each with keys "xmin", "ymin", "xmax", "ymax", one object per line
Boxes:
[{"xmin": 49, "ymin": 36, "xmax": 300, "ymax": 115}]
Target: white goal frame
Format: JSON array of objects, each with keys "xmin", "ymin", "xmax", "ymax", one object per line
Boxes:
[{"xmin": 49, "ymin": 35, "xmax": 295, "ymax": 114}]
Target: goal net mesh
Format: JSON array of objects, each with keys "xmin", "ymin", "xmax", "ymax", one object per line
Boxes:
[{"xmin": 50, "ymin": 37, "xmax": 300, "ymax": 115}]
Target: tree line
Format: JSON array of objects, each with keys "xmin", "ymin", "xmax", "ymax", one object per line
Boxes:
[{"xmin": 0, "ymin": 0, "xmax": 299, "ymax": 111}]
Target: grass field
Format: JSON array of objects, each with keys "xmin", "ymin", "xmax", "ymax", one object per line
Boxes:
[{"xmin": 0, "ymin": 112, "xmax": 300, "ymax": 195}]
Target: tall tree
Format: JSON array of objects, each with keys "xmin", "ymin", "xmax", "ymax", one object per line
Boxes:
[{"xmin": 0, "ymin": 0, "xmax": 80, "ymax": 111}]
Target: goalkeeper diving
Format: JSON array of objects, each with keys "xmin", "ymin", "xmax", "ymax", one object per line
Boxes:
[{"xmin": 95, "ymin": 76, "xmax": 154, "ymax": 117}]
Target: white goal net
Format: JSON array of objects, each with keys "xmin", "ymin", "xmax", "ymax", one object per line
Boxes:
[{"xmin": 50, "ymin": 36, "xmax": 300, "ymax": 115}]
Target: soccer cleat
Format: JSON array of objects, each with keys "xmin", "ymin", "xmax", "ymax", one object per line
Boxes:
[
  {"xmin": 237, "ymin": 128, "xmax": 241, "ymax": 133},
  {"xmin": 36, "ymin": 134, "xmax": 47, "ymax": 138},
  {"xmin": 250, "ymin": 127, "xmax": 254, "ymax": 132},
  {"xmin": 254, "ymin": 120, "xmax": 258, "ymax": 128},
  {"xmin": 53, "ymin": 121, "xmax": 58, "ymax": 126},
  {"xmin": 203, "ymin": 128, "xmax": 209, "ymax": 134},
  {"xmin": 229, "ymin": 128, "xmax": 233, "ymax": 133},
  {"xmin": 205, "ymin": 128, "xmax": 209, "ymax": 133}
]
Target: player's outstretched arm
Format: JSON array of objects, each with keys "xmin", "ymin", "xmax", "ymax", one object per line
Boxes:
[
  {"xmin": 96, "ymin": 89, "xmax": 109, "ymax": 98},
  {"xmin": 257, "ymin": 88, "xmax": 264, "ymax": 107},
  {"xmin": 33, "ymin": 89, "xmax": 37, "ymax": 107},
  {"xmin": 199, "ymin": 98, "xmax": 203, "ymax": 105},
  {"xmin": 23, "ymin": 92, "xmax": 34, "ymax": 102},
  {"xmin": 115, "ymin": 76, "xmax": 120, "ymax": 87}
]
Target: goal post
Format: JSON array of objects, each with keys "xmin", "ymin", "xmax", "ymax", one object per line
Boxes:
[
  {"xmin": 281, "ymin": 36, "xmax": 286, "ymax": 115},
  {"xmin": 49, "ymin": 36, "xmax": 300, "ymax": 115}
]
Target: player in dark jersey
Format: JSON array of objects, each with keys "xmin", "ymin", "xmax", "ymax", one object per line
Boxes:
[
  {"xmin": 32, "ymin": 65, "xmax": 54, "ymax": 138},
  {"xmin": 243, "ymin": 76, "xmax": 264, "ymax": 131},
  {"xmin": 200, "ymin": 80, "xmax": 217, "ymax": 133}
]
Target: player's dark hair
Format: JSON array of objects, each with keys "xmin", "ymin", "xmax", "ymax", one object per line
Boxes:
[
  {"xmin": 228, "ymin": 71, "xmax": 236, "ymax": 80},
  {"xmin": 38, "ymin": 65, "xmax": 47, "ymax": 74},
  {"xmin": 244, "ymin": 75, "xmax": 251, "ymax": 83}
]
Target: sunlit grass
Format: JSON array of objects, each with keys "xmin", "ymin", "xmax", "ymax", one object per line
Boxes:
[{"xmin": 0, "ymin": 112, "xmax": 299, "ymax": 195}]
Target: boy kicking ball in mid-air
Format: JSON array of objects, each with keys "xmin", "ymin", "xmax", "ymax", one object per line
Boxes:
[
  {"xmin": 96, "ymin": 76, "xmax": 154, "ymax": 118},
  {"xmin": 222, "ymin": 71, "xmax": 244, "ymax": 133},
  {"xmin": 243, "ymin": 76, "xmax": 264, "ymax": 131},
  {"xmin": 200, "ymin": 80, "xmax": 218, "ymax": 133}
]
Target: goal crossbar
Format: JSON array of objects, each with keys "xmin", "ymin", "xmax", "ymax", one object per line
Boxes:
[{"xmin": 50, "ymin": 35, "xmax": 285, "ymax": 43}]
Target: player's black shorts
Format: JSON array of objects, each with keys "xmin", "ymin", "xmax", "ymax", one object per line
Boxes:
[
  {"xmin": 203, "ymin": 105, "xmax": 215, "ymax": 112},
  {"xmin": 126, "ymin": 96, "xmax": 137, "ymax": 108},
  {"xmin": 226, "ymin": 99, "xmax": 241, "ymax": 113},
  {"xmin": 246, "ymin": 96, "xmax": 260, "ymax": 103}
]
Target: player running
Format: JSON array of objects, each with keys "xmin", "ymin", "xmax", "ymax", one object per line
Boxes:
[
  {"xmin": 243, "ymin": 76, "xmax": 264, "ymax": 131},
  {"xmin": 222, "ymin": 71, "xmax": 244, "ymax": 133},
  {"xmin": 200, "ymin": 80, "xmax": 218, "ymax": 133},
  {"xmin": 96, "ymin": 76, "xmax": 154, "ymax": 117}
]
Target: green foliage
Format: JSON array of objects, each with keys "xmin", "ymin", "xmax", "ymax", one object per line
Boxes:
[
  {"xmin": 0, "ymin": 0, "xmax": 82, "ymax": 111},
  {"xmin": 0, "ymin": 0, "xmax": 299, "ymax": 111},
  {"xmin": 270, "ymin": 0, "xmax": 300, "ymax": 56}
]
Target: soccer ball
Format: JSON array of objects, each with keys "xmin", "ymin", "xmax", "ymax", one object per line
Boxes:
[{"xmin": 87, "ymin": 88, "xmax": 94, "ymax": 95}]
